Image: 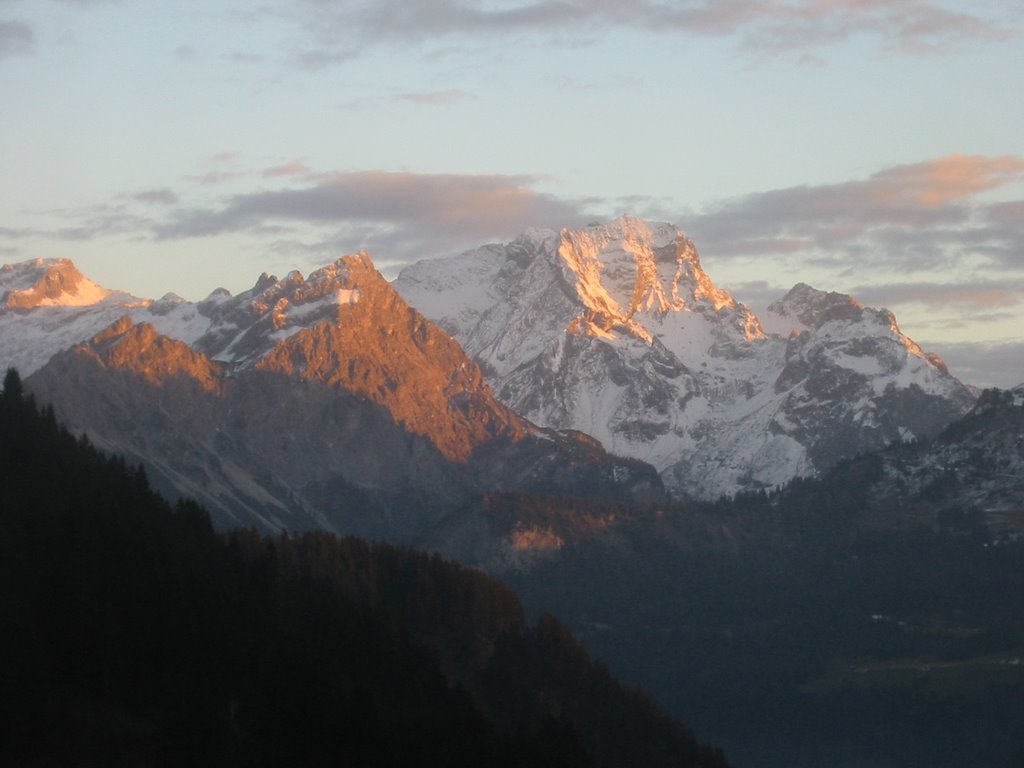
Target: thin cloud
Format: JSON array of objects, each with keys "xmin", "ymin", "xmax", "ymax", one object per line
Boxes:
[
  {"xmin": 56, "ymin": 210, "xmax": 155, "ymax": 241},
  {"xmin": 725, "ymin": 279, "xmax": 790, "ymax": 309},
  {"xmin": 154, "ymin": 170, "xmax": 593, "ymax": 250},
  {"xmin": 922, "ymin": 340, "xmax": 1024, "ymax": 389},
  {"xmin": 211, "ymin": 151, "xmax": 240, "ymax": 164},
  {"xmin": 742, "ymin": 0, "xmax": 1012, "ymax": 55},
  {"xmin": 224, "ymin": 51, "xmax": 265, "ymax": 65},
  {"xmin": 184, "ymin": 170, "xmax": 250, "ymax": 185},
  {"xmin": 292, "ymin": 47, "xmax": 357, "ymax": 71},
  {"xmin": 871, "ymin": 155, "xmax": 1024, "ymax": 206},
  {"xmin": 0, "ymin": 21, "xmax": 33, "ymax": 61},
  {"xmin": 128, "ymin": 188, "xmax": 180, "ymax": 206},
  {"xmin": 262, "ymin": 161, "xmax": 312, "ymax": 178},
  {"xmin": 0, "ymin": 226, "xmax": 36, "ymax": 240},
  {"xmin": 394, "ymin": 89, "xmax": 475, "ymax": 106},
  {"xmin": 849, "ymin": 279, "xmax": 1024, "ymax": 311},
  {"xmin": 287, "ymin": 0, "xmax": 1015, "ymax": 65},
  {"xmin": 182, "ymin": 152, "xmax": 250, "ymax": 185},
  {"xmin": 682, "ymin": 154, "xmax": 1024, "ymax": 273}
]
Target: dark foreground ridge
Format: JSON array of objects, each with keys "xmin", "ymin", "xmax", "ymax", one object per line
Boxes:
[{"xmin": 0, "ymin": 369, "xmax": 726, "ymax": 768}]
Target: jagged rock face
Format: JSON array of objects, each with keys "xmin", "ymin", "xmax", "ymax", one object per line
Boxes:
[
  {"xmin": 763, "ymin": 282, "xmax": 863, "ymax": 329},
  {"xmin": 253, "ymin": 255, "xmax": 526, "ymax": 462},
  {"xmin": 1, "ymin": 258, "xmax": 109, "ymax": 310},
  {"xmin": 396, "ymin": 216, "xmax": 976, "ymax": 499},
  {"xmin": 81, "ymin": 316, "xmax": 224, "ymax": 392},
  {"xmin": 767, "ymin": 295, "xmax": 976, "ymax": 471},
  {"xmin": 24, "ymin": 256, "xmax": 663, "ymax": 537},
  {"xmin": 27, "ymin": 322, "xmax": 471, "ymax": 535}
]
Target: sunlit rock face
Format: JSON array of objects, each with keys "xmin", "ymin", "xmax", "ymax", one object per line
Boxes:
[
  {"xmin": 23, "ymin": 254, "xmax": 664, "ymax": 538},
  {"xmin": 396, "ymin": 216, "xmax": 976, "ymax": 499},
  {"xmin": 1, "ymin": 258, "xmax": 111, "ymax": 310}
]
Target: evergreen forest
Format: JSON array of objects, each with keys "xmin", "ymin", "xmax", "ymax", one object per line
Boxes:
[{"xmin": 0, "ymin": 369, "xmax": 726, "ymax": 767}]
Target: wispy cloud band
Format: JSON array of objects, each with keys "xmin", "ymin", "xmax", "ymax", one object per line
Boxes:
[
  {"xmin": 287, "ymin": 0, "xmax": 1016, "ymax": 65},
  {"xmin": 683, "ymin": 154, "xmax": 1024, "ymax": 276}
]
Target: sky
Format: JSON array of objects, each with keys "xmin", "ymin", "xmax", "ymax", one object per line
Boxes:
[{"xmin": 1, "ymin": 0, "xmax": 1022, "ymax": 388}]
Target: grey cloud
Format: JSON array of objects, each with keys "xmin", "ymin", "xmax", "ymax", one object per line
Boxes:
[
  {"xmin": 724, "ymin": 279, "xmax": 789, "ymax": 309},
  {"xmin": 921, "ymin": 340, "xmax": 1024, "ymax": 390},
  {"xmin": 288, "ymin": 0, "xmax": 1014, "ymax": 63},
  {"xmin": 262, "ymin": 161, "xmax": 312, "ymax": 178},
  {"xmin": 184, "ymin": 170, "xmax": 249, "ymax": 185},
  {"xmin": 680, "ymin": 155, "xmax": 1024, "ymax": 275},
  {"xmin": 129, "ymin": 188, "xmax": 180, "ymax": 206},
  {"xmin": 848, "ymin": 279, "xmax": 1024, "ymax": 312},
  {"xmin": 743, "ymin": 0, "xmax": 1011, "ymax": 56},
  {"xmin": 0, "ymin": 21, "xmax": 33, "ymax": 61},
  {"xmin": 931, "ymin": 311, "xmax": 1019, "ymax": 329},
  {"xmin": 292, "ymin": 46, "xmax": 357, "ymax": 70},
  {"xmin": 394, "ymin": 89, "xmax": 475, "ymax": 106},
  {"xmin": 56, "ymin": 210, "xmax": 154, "ymax": 241},
  {"xmin": 154, "ymin": 170, "xmax": 593, "ymax": 254},
  {"xmin": 224, "ymin": 51, "xmax": 265, "ymax": 65},
  {"xmin": 0, "ymin": 225, "xmax": 36, "ymax": 239}
]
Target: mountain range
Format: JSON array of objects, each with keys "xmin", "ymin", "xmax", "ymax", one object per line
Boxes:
[
  {"xmin": 4, "ymin": 253, "xmax": 660, "ymax": 536},
  {"xmin": 396, "ymin": 216, "xmax": 977, "ymax": 498},
  {"xmin": 0, "ymin": 216, "xmax": 991, "ymax": 528}
]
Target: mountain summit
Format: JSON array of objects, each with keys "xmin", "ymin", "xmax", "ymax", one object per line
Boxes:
[
  {"xmin": 1, "ymin": 258, "xmax": 112, "ymax": 310},
  {"xmin": 396, "ymin": 216, "xmax": 975, "ymax": 498}
]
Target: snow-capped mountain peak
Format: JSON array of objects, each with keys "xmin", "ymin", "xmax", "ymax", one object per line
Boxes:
[
  {"xmin": 766, "ymin": 282, "xmax": 863, "ymax": 330},
  {"xmin": 557, "ymin": 216, "xmax": 738, "ymax": 337},
  {"xmin": 396, "ymin": 217, "xmax": 976, "ymax": 499},
  {"xmin": 1, "ymin": 258, "xmax": 113, "ymax": 310}
]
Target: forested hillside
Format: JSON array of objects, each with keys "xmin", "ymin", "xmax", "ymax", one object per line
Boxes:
[
  {"xmin": 0, "ymin": 369, "xmax": 725, "ymax": 768},
  {"xmin": 500, "ymin": 452, "xmax": 1024, "ymax": 767}
]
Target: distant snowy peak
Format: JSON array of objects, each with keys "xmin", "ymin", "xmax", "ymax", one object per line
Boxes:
[
  {"xmin": 764, "ymin": 283, "xmax": 863, "ymax": 332},
  {"xmin": 1, "ymin": 258, "xmax": 113, "ymax": 310}
]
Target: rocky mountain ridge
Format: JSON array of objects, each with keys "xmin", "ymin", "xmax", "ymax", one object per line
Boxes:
[
  {"xmin": 2, "ymin": 218, "xmax": 979, "ymax": 502},
  {"xmin": 15, "ymin": 254, "xmax": 662, "ymax": 536},
  {"xmin": 395, "ymin": 216, "xmax": 976, "ymax": 498}
]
